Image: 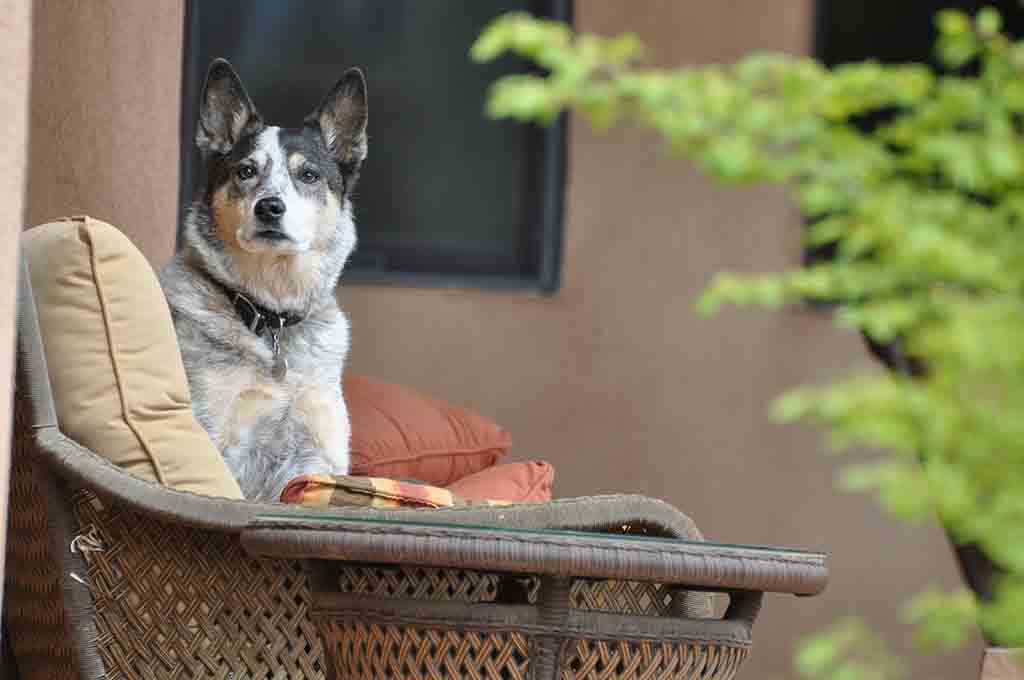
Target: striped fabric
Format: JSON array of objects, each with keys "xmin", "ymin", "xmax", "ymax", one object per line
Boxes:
[{"xmin": 280, "ymin": 474, "xmax": 511, "ymax": 509}]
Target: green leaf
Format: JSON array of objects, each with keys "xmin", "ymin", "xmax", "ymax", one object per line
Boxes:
[
  {"xmin": 976, "ymin": 7, "xmax": 1003, "ymax": 37},
  {"xmin": 484, "ymin": 76, "xmax": 565, "ymax": 123},
  {"xmin": 604, "ymin": 32, "xmax": 644, "ymax": 65},
  {"xmin": 796, "ymin": 619, "xmax": 906, "ymax": 680},
  {"xmin": 841, "ymin": 462, "xmax": 935, "ymax": 523},
  {"xmin": 904, "ymin": 588, "xmax": 979, "ymax": 650},
  {"xmin": 936, "ymin": 10, "xmax": 971, "ymax": 37},
  {"xmin": 702, "ymin": 137, "xmax": 757, "ymax": 181},
  {"xmin": 980, "ymin": 578, "xmax": 1024, "ymax": 646}
]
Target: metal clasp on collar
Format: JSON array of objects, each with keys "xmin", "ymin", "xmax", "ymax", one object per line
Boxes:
[
  {"xmin": 270, "ymin": 316, "xmax": 283, "ymax": 357},
  {"xmin": 233, "ymin": 293, "xmax": 264, "ymax": 333},
  {"xmin": 270, "ymin": 315, "xmax": 289, "ymax": 380}
]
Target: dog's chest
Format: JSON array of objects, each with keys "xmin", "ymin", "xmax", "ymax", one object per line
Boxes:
[
  {"xmin": 191, "ymin": 317, "xmax": 348, "ymax": 454},
  {"xmin": 212, "ymin": 371, "xmax": 340, "ymax": 452}
]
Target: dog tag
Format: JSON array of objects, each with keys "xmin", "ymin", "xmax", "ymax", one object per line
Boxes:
[{"xmin": 272, "ymin": 354, "xmax": 289, "ymax": 380}]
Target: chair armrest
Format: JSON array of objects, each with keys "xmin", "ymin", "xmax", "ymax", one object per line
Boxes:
[
  {"xmin": 33, "ymin": 427, "xmax": 703, "ymax": 538},
  {"xmin": 241, "ymin": 516, "xmax": 828, "ymax": 596}
]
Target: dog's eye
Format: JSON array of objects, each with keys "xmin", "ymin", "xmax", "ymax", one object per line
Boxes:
[
  {"xmin": 236, "ymin": 165, "xmax": 256, "ymax": 180},
  {"xmin": 299, "ymin": 169, "xmax": 320, "ymax": 184}
]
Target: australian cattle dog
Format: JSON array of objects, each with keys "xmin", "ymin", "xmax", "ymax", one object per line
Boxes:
[{"xmin": 161, "ymin": 58, "xmax": 366, "ymax": 501}]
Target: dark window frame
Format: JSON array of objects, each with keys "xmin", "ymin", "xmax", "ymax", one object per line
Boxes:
[{"xmin": 178, "ymin": 0, "xmax": 572, "ymax": 294}]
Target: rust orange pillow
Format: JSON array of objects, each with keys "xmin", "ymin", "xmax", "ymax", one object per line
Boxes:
[
  {"xmin": 447, "ymin": 461, "xmax": 554, "ymax": 503},
  {"xmin": 344, "ymin": 374, "xmax": 511, "ymax": 487}
]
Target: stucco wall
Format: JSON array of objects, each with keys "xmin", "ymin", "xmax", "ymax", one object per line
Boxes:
[
  {"xmin": 24, "ymin": 0, "xmax": 182, "ymax": 266},
  {"xmin": 23, "ymin": 1, "xmax": 980, "ymax": 677},
  {"xmin": 0, "ymin": 0, "xmax": 32, "ymax": 612}
]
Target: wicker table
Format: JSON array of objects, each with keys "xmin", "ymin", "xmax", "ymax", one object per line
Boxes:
[{"xmin": 244, "ymin": 515, "xmax": 828, "ymax": 680}]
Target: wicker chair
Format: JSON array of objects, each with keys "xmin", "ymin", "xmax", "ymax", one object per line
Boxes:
[{"xmin": 3, "ymin": 257, "xmax": 828, "ymax": 680}]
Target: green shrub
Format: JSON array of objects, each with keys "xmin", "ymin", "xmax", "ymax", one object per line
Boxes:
[{"xmin": 473, "ymin": 7, "xmax": 1024, "ymax": 677}]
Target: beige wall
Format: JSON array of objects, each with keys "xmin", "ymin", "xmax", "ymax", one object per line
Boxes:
[
  {"xmin": 24, "ymin": 1, "xmax": 979, "ymax": 678},
  {"xmin": 25, "ymin": 0, "xmax": 182, "ymax": 266},
  {"xmin": 0, "ymin": 0, "xmax": 31, "ymax": 615}
]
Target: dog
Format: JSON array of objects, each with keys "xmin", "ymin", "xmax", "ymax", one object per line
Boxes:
[{"xmin": 160, "ymin": 58, "xmax": 366, "ymax": 501}]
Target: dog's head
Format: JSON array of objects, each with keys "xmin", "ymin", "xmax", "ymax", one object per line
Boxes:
[{"xmin": 187, "ymin": 59, "xmax": 367, "ymax": 308}]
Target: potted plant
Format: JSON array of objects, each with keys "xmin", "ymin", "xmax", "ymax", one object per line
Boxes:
[{"xmin": 472, "ymin": 7, "xmax": 1024, "ymax": 678}]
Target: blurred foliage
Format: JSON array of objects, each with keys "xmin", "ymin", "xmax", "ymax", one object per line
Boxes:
[
  {"xmin": 474, "ymin": 6, "xmax": 1024, "ymax": 678},
  {"xmin": 796, "ymin": 619, "xmax": 906, "ymax": 680}
]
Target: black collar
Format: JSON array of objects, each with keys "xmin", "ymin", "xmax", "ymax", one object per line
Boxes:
[{"xmin": 212, "ymin": 280, "xmax": 304, "ymax": 336}]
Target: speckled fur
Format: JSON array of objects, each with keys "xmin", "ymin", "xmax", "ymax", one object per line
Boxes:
[{"xmin": 160, "ymin": 59, "xmax": 367, "ymax": 501}]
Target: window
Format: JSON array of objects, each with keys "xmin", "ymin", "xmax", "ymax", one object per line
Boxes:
[
  {"xmin": 180, "ymin": 0, "xmax": 570, "ymax": 292},
  {"xmin": 815, "ymin": 0, "xmax": 1024, "ymax": 70}
]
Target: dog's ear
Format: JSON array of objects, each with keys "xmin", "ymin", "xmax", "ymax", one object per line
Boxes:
[
  {"xmin": 195, "ymin": 58, "xmax": 263, "ymax": 157},
  {"xmin": 306, "ymin": 68, "xmax": 368, "ymax": 166}
]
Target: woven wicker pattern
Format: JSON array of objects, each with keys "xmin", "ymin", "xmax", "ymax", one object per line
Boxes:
[
  {"xmin": 562, "ymin": 639, "xmax": 749, "ymax": 680},
  {"xmin": 5, "ymin": 359, "xmax": 101, "ymax": 680},
  {"xmin": 327, "ymin": 620, "xmax": 531, "ymax": 680},
  {"xmin": 337, "ymin": 565, "xmax": 502, "ymax": 603},
  {"xmin": 321, "ymin": 618, "xmax": 748, "ymax": 680},
  {"xmin": 70, "ymin": 490, "xmax": 325, "ymax": 680},
  {"xmin": 571, "ymin": 580, "xmax": 673, "ymax": 617},
  {"xmin": 336, "ymin": 567, "xmax": 679, "ymax": 617},
  {"xmin": 315, "ymin": 568, "xmax": 743, "ymax": 680},
  {"xmin": 5, "ymin": 457, "xmax": 79, "ymax": 679}
]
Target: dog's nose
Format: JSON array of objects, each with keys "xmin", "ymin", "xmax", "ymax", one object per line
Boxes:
[{"xmin": 254, "ymin": 197, "xmax": 287, "ymax": 222}]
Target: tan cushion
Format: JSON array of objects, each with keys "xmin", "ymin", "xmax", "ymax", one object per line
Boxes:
[{"xmin": 22, "ymin": 216, "xmax": 243, "ymax": 499}]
